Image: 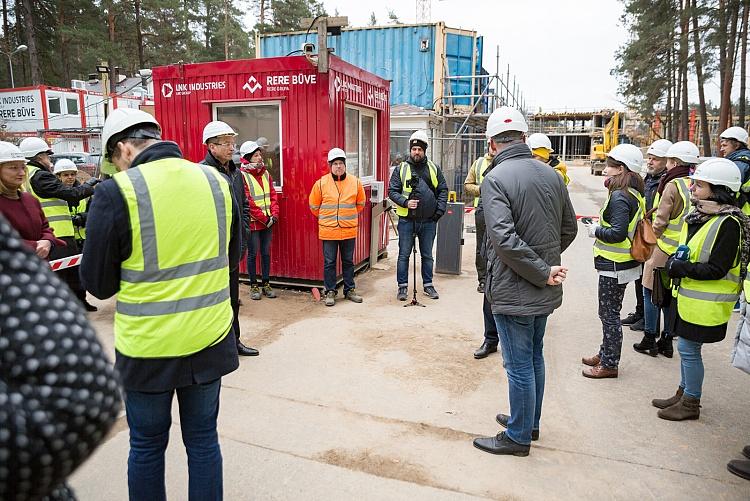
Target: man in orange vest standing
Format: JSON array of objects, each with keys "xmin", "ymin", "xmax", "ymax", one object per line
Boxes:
[{"xmin": 309, "ymin": 148, "xmax": 367, "ymax": 306}]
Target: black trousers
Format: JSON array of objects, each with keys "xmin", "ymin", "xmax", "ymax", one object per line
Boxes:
[
  {"xmin": 229, "ymin": 267, "xmax": 241, "ymax": 342},
  {"xmin": 475, "ymin": 212, "xmax": 487, "ymax": 284},
  {"xmin": 483, "ymin": 295, "xmax": 499, "ymax": 344}
]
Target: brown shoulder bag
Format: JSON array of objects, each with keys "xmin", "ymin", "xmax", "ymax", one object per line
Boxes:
[{"xmin": 630, "ymin": 207, "xmax": 657, "ymax": 262}]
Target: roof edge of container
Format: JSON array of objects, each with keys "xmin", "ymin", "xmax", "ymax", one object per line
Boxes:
[
  {"xmin": 258, "ymin": 22, "xmax": 476, "ymax": 38},
  {"xmin": 329, "ymin": 55, "xmax": 391, "ymax": 88},
  {"xmin": 152, "ymin": 55, "xmax": 319, "ymax": 79}
]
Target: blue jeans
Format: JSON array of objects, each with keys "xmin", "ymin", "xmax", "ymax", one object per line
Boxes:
[
  {"xmin": 397, "ymin": 218, "xmax": 436, "ymax": 287},
  {"xmin": 247, "ymin": 227, "xmax": 273, "ymax": 284},
  {"xmin": 125, "ymin": 379, "xmax": 223, "ymax": 501},
  {"xmin": 643, "ymin": 287, "xmax": 670, "ymax": 335},
  {"xmin": 493, "ymin": 313, "xmax": 548, "ymax": 445},
  {"xmin": 323, "ymin": 238, "xmax": 355, "ymax": 293},
  {"xmin": 678, "ymin": 338, "xmax": 704, "ymax": 399}
]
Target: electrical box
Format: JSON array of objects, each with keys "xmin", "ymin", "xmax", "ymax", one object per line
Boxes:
[
  {"xmin": 435, "ymin": 201, "xmax": 464, "ymax": 275},
  {"xmin": 370, "ymin": 180, "xmax": 385, "ymax": 203}
]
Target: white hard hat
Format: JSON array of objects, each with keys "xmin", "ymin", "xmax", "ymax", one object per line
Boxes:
[
  {"xmin": 0, "ymin": 141, "xmax": 27, "ymax": 163},
  {"xmin": 646, "ymin": 138, "xmax": 673, "ymax": 158},
  {"xmin": 720, "ymin": 126, "xmax": 749, "ymax": 145},
  {"xmin": 239, "ymin": 141, "xmax": 261, "ymax": 158},
  {"xmin": 256, "ymin": 137, "xmax": 269, "ymax": 147},
  {"xmin": 486, "ymin": 106, "xmax": 528, "ymax": 139},
  {"xmin": 100, "ymin": 108, "xmax": 161, "ymax": 174},
  {"xmin": 202, "ymin": 121, "xmax": 237, "ymax": 144},
  {"xmin": 691, "ymin": 157, "xmax": 742, "ymax": 192},
  {"xmin": 19, "ymin": 137, "xmax": 53, "ymax": 159},
  {"xmin": 527, "ymin": 133, "xmax": 553, "ymax": 151},
  {"xmin": 608, "ymin": 143, "xmax": 645, "ymax": 173},
  {"xmin": 53, "ymin": 158, "xmax": 77, "ymax": 174},
  {"xmin": 327, "ymin": 148, "xmax": 346, "ymax": 163},
  {"xmin": 409, "ymin": 130, "xmax": 429, "ymax": 148},
  {"xmin": 665, "ymin": 141, "xmax": 700, "ymax": 165}
]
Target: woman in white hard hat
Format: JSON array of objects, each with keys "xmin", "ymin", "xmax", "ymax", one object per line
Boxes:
[
  {"xmin": 581, "ymin": 143, "xmax": 646, "ymax": 379},
  {"xmin": 527, "ymin": 133, "xmax": 570, "ymax": 185},
  {"xmin": 0, "ymin": 141, "xmax": 64, "ymax": 258},
  {"xmin": 238, "ymin": 140, "xmax": 280, "ymax": 300},
  {"xmin": 634, "ymin": 141, "xmax": 697, "ymax": 358},
  {"xmin": 653, "ymin": 157, "xmax": 750, "ymax": 421}
]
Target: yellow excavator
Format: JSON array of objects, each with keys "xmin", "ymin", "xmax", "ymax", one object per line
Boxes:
[{"xmin": 590, "ymin": 111, "xmax": 620, "ymax": 176}]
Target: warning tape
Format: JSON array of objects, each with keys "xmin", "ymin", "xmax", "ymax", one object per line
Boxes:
[
  {"xmin": 576, "ymin": 215, "xmax": 600, "ymax": 221},
  {"xmin": 49, "ymin": 254, "xmax": 82, "ymax": 271}
]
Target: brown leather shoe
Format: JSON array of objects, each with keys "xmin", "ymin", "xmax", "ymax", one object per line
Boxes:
[
  {"xmin": 582, "ymin": 365, "xmax": 618, "ymax": 379},
  {"xmin": 581, "ymin": 354, "xmax": 601, "ymax": 366}
]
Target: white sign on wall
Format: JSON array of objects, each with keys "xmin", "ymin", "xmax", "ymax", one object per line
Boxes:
[{"xmin": 0, "ymin": 90, "xmax": 43, "ymax": 131}]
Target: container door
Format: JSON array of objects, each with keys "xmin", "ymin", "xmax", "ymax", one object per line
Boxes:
[
  {"xmin": 343, "ymin": 104, "xmax": 377, "ymax": 184},
  {"xmin": 212, "ymin": 101, "xmax": 283, "ymax": 189}
]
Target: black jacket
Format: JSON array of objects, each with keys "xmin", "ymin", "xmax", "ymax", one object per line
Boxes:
[
  {"xmin": 201, "ymin": 151, "xmax": 250, "ymax": 244},
  {"xmin": 388, "ymin": 156, "xmax": 449, "ymax": 220},
  {"xmin": 667, "ymin": 216, "xmax": 741, "ymax": 343},
  {"xmin": 644, "ymin": 169, "xmax": 666, "ymax": 211},
  {"xmin": 0, "ymin": 214, "xmax": 120, "ymax": 500},
  {"xmin": 28, "ymin": 159, "xmax": 94, "ymax": 202},
  {"xmin": 594, "ymin": 185, "xmax": 643, "ymax": 272},
  {"xmin": 81, "ymin": 141, "xmax": 241, "ymax": 391}
]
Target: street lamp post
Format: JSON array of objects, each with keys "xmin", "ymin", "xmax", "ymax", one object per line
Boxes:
[{"xmin": 2, "ymin": 45, "xmax": 28, "ymax": 88}]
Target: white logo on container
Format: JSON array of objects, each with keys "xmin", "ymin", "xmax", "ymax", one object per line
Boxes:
[{"xmin": 243, "ymin": 76, "xmax": 262, "ymax": 94}]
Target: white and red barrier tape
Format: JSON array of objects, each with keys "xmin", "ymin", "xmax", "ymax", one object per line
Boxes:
[
  {"xmin": 576, "ymin": 215, "xmax": 600, "ymax": 221},
  {"xmin": 49, "ymin": 254, "xmax": 82, "ymax": 271}
]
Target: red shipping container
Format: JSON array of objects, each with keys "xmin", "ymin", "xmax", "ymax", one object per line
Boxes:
[{"xmin": 152, "ymin": 55, "xmax": 391, "ymax": 284}]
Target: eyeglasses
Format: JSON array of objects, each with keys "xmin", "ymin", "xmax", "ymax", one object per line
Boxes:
[{"xmin": 213, "ymin": 142, "xmax": 236, "ymax": 149}]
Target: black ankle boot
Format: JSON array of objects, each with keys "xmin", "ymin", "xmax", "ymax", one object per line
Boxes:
[
  {"xmin": 633, "ymin": 332, "xmax": 658, "ymax": 356},
  {"xmin": 657, "ymin": 333, "xmax": 674, "ymax": 358}
]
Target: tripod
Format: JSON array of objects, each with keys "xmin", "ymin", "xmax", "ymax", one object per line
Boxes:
[{"xmin": 405, "ymin": 224, "xmax": 425, "ymax": 308}]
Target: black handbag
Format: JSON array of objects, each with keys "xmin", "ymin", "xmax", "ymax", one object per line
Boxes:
[{"xmin": 650, "ymin": 267, "xmax": 672, "ymax": 308}]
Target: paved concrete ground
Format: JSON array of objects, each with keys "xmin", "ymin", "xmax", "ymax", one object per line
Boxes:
[{"xmin": 70, "ymin": 163, "xmax": 750, "ymax": 500}]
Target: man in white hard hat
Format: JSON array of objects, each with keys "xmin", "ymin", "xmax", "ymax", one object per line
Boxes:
[
  {"xmin": 50, "ymin": 158, "xmax": 98, "ymax": 311},
  {"xmin": 80, "ymin": 108, "xmax": 242, "ymax": 500},
  {"xmin": 720, "ymin": 126, "xmax": 750, "ymax": 214},
  {"xmin": 388, "ymin": 129, "xmax": 449, "ymax": 300},
  {"xmin": 21, "ymin": 137, "xmax": 99, "ymax": 308},
  {"xmin": 309, "ymin": 148, "xmax": 367, "ymax": 306},
  {"xmin": 464, "ymin": 140, "xmax": 500, "ymax": 359},
  {"xmin": 200, "ymin": 120, "xmax": 257, "ymax": 357},
  {"xmin": 527, "ymin": 133, "xmax": 570, "ymax": 185},
  {"xmin": 473, "ymin": 107, "xmax": 577, "ymax": 457},
  {"xmin": 621, "ymin": 138, "xmax": 672, "ymax": 332}
]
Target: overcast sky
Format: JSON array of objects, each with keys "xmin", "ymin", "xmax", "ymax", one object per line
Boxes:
[{"xmin": 248, "ymin": 0, "xmax": 735, "ymax": 112}]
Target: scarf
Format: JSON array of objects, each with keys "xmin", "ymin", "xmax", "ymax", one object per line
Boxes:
[
  {"xmin": 686, "ymin": 199, "xmax": 750, "ymax": 280},
  {"xmin": 656, "ymin": 165, "xmax": 691, "ymax": 196}
]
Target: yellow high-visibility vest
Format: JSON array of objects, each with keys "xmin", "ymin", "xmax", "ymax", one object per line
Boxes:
[
  {"xmin": 242, "ymin": 170, "xmax": 272, "ymax": 217},
  {"xmin": 673, "ymin": 214, "xmax": 742, "ymax": 326},
  {"xmin": 471, "ymin": 156, "xmax": 491, "ymax": 207},
  {"xmin": 25, "ymin": 165, "xmax": 75, "ymax": 238},
  {"xmin": 593, "ymin": 188, "xmax": 645, "ymax": 263},
  {"xmin": 395, "ymin": 161, "xmax": 438, "ymax": 217},
  {"xmin": 655, "ymin": 177, "xmax": 691, "ymax": 255},
  {"xmin": 113, "ymin": 157, "xmax": 234, "ymax": 358},
  {"xmin": 70, "ymin": 197, "xmax": 88, "ymax": 241}
]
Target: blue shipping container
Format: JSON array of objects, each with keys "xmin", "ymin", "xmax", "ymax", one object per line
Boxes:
[{"xmin": 258, "ymin": 23, "xmax": 483, "ymax": 110}]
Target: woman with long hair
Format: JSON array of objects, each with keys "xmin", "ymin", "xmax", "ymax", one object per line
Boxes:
[
  {"xmin": 582, "ymin": 144, "xmax": 646, "ymax": 379},
  {"xmin": 653, "ymin": 158, "xmax": 750, "ymax": 421}
]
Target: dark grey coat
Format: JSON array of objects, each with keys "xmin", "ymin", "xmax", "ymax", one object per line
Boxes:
[{"xmin": 482, "ymin": 143, "xmax": 578, "ymax": 316}]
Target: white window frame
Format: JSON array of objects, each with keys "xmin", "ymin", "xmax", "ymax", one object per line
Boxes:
[
  {"xmin": 344, "ymin": 104, "xmax": 377, "ymax": 184},
  {"xmin": 212, "ymin": 100, "xmax": 284, "ymax": 189},
  {"xmin": 66, "ymin": 97, "xmax": 79, "ymax": 116},
  {"xmin": 46, "ymin": 93, "xmax": 62, "ymax": 116}
]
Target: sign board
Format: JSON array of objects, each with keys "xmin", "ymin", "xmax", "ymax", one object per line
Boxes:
[{"xmin": 0, "ymin": 90, "xmax": 43, "ymax": 132}]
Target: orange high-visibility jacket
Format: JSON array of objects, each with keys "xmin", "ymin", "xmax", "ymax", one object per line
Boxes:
[{"xmin": 309, "ymin": 173, "xmax": 367, "ymax": 240}]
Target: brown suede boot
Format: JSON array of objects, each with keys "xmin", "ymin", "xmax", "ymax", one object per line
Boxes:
[
  {"xmin": 657, "ymin": 395, "xmax": 700, "ymax": 421},
  {"xmin": 652, "ymin": 386, "xmax": 684, "ymax": 409}
]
